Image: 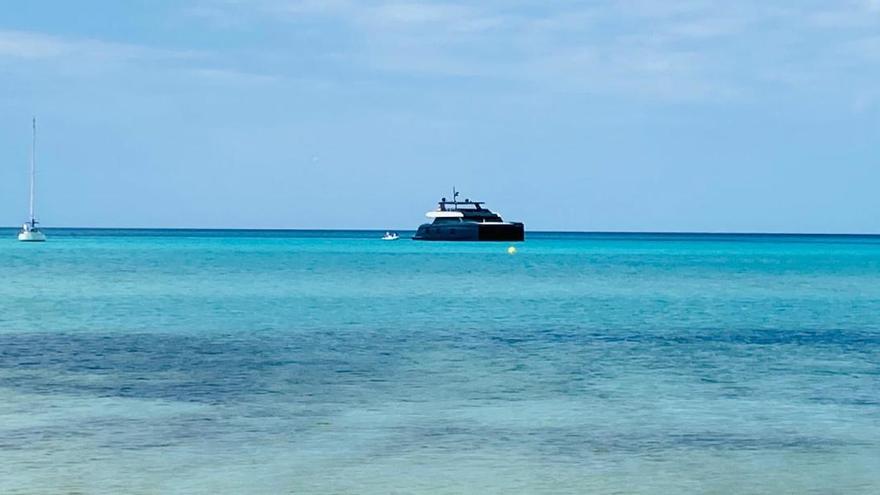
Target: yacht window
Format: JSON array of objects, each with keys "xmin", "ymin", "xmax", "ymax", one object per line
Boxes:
[{"xmin": 432, "ymin": 217, "xmax": 461, "ymax": 224}]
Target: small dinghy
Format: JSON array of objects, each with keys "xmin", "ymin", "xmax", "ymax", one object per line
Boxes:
[{"xmin": 382, "ymin": 231, "xmax": 400, "ymax": 241}]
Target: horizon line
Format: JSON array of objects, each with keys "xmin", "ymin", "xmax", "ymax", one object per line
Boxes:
[{"xmin": 3, "ymin": 226, "xmax": 880, "ymax": 237}]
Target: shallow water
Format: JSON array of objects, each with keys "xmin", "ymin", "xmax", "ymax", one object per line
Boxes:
[{"xmin": 1, "ymin": 230, "xmax": 878, "ymax": 494}]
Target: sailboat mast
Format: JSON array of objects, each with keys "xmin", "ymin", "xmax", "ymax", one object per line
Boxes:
[{"xmin": 29, "ymin": 117, "xmax": 36, "ymax": 224}]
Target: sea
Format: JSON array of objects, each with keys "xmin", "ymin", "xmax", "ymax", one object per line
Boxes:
[{"xmin": 0, "ymin": 229, "xmax": 878, "ymax": 494}]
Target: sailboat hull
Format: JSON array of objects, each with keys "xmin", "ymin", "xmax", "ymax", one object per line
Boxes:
[{"xmin": 18, "ymin": 231, "xmax": 46, "ymax": 242}]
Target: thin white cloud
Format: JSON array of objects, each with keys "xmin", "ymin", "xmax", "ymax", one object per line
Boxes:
[
  {"xmin": 845, "ymin": 35, "xmax": 880, "ymax": 61},
  {"xmin": 0, "ymin": 29, "xmax": 192, "ymax": 62},
  {"xmin": 0, "ymin": 29, "xmax": 278, "ymax": 89},
  {"xmin": 18, "ymin": 1, "xmax": 880, "ymax": 105},
  {"xmin": 0, "ymin": 30, "xmax": 69, "ymax": 58},
  {"xmin": 187, "ymin": 67, "xmax": 281, "ymax": 84},
  {"xmin": 366, "ymin": 2, "xmax": 487, "ymax": 30},
  {"xmin": 806, "ymin": 2, "xmax": 880, "ymax": 29},
  {"xmin": 181, "ymin": 0, "xmax": 761, "ymax": 101},
  {"xmin": 665, "ymin": 17, "xmax": 746, "ymax": 39}
]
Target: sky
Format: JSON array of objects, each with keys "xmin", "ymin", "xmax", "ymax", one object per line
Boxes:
[{"xmin": 1, "ymin": 0, "xmax": 879, "ymax": 232}]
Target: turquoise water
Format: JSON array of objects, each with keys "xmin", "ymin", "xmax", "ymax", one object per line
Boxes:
[{"xmin": 1, "ymin": 229, "xmax": 879, "ymax": 494}]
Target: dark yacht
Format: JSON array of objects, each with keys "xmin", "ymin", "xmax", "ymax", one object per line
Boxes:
[{"xmin": 413, "ymin": 191, "xmax": 524, "ymax": 241}]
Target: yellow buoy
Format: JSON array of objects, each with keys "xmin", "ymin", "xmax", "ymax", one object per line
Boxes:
[{"xmin": 507, "ymin": 246, "xmax": 517, "ymax": 255}]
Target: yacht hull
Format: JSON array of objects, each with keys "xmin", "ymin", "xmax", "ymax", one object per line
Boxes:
[{"xmin": 413, "ymin": 222, "xmax": 524, "ymax": 241}]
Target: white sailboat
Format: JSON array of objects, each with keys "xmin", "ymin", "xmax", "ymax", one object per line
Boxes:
[{"xmin": 18, "ymin": 118, "xmax": 46, "ymax": 242}]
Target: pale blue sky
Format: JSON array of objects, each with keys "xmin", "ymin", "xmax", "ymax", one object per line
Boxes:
[{"xmin": 1, "ymin": 1, "xmax": 879, "ymax": 232}]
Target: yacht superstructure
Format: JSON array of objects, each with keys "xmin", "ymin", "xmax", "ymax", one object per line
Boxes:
[{"xmin": 413, "ymin": 190, "xmax": 524, "ymax": 241}]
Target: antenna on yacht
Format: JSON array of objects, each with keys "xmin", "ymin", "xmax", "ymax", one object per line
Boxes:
[{"xmin": 453, "ymin": 186, "xmax": 459, "ymax": 210}]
